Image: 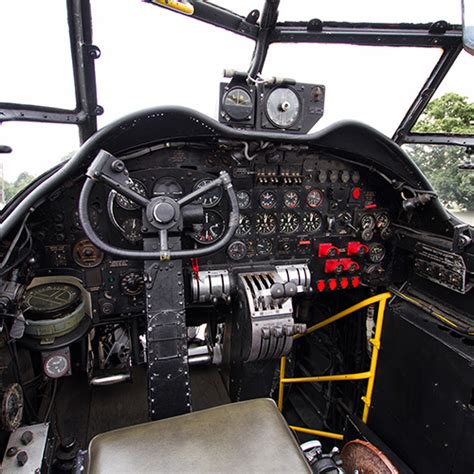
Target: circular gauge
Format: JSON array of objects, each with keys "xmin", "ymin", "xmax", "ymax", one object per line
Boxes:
[
  {"xmin": 236, "ymin": 215, "xmax": 251, "ymax": 236},
  {"xmin": 266, "ymin": 88, "xmax": 300, "ymax": 128},
  {"xmin": 380, "ymin": 227, "xmax": 393, "ymax": 240},
  {"xmin": 236, "ymin": 190, "xmax": 251, "ymax": 210},
  {"xmin": 153, "ymin": 177, "xmax": 183, "ymax": 198},
  {"xmin": 302, "ymin": 211, "xmax": 322, "ymax": 232},
  {"xmin": 360, "ymin": 214, "xmax": 376, "ymax": 231},
  {"xmin": 255, "ymin": 213, "xmax": 277, "ymax": 235},
  {"xmin": 259, "ymin": 190, "xmax": 277, "ymax": 209},
  {"xmin": 280, "ymin": 212, "xmax": 300, "ymax": 234},
  {"xmin": 120, "ymin": 272, "xmax": 145, "ymax": 296},
  {"xmin": 73, "ymin": 239, "xmax": 104, "ymax": 268},
  {"xmin": 73, "ymin": 207, "xmax": 99, "ymax": 230},
  {"xmin": 368, "ymin": 243, "xmax": 386, "ymax": 263},
  {"xmin": 329, "ymin": 170, "xmax": 339, "ymax": 183},
  {"xmin": 192, "ymin": 211, "xmax": 225, "ymax": 244},
  {"xmin": 341, "ymin": 170, "xmax": 351, "ymax": 184},
  {"xmin": 115, "ymin": 179, "xmax": 147, "ymax": 211},
  {"xmin": 307, "ymin": 189, "xmax": 323, "ymax": 208},
  {"xmin": 193, "ymin": 178, "xmax": 223, "ymax": 208},
  {"xmin": 122, "ymin": 218, "xmax": 142, "ymax": 243},
  {"xmin": 317, "ymin": 170, "xmax": 327, "ymax": 183},
  {"xmin": 256, "ymin": 238, "xmax": 273, "ymax": 257},
  {"xmin": 43, "ymin": 353, "xmax": 70, "ymax": 379},
  {"xmin": 227, "ymin": 241, "xmax": 247, "ymax": 261},
  {"xmin": 222, "ymin": 87, "xmax": 253, "ymax": 121},
  {"xmin": 375, "ymin": 213, "xmax": 390, "ymax": 229},
  {"xmin": 283, "ymin": 191, "xmax": 300, "ymax": 209},
  {"xmin": 0, "ymin": 383, "xmax": 23, "ymax": 431},
  {"xmin": 23, "ymin": 283, "xmax": 81, "ymax": 317},
  {"xmin": 361, "ymin": 228, "xmax": 374, "ymax": 242}
]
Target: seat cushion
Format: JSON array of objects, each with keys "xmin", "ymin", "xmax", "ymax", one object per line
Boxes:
[{"xmin": 88, "ymin": 398, "xmax": 311, "ymax": 473}]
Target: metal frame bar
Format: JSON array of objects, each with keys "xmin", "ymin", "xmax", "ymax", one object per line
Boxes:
[{"xmin": 278, "ymin": 292, "xmax": 391, "ymax": 440}]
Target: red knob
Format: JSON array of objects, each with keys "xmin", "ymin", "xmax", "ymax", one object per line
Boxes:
[
  {"xmin": 340, "ymin": 278, "xmax": 349, "ymax": 289},
  {"xmin": 328, "ymin": 279, "xmax": 337, "ymax": 291},
  {"xmin": 316, "ymin": 280, "xmax": 326, "ymax": 292},
  {"xmin": 351, "ymin": 277, "xmax": 360, "ymax": 288}
]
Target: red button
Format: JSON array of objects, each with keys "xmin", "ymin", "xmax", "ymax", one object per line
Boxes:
[
  {"xmin": 328, "ymin": 279, "xmax": 337, "ymax": 291},
  {"xmin": 352, "ymin": 187, "xmax": 361, "ymax": 200},
  {"xmin": 340, "ymin": 278, "xmax": 349, "ymax": 289},
  {"xmin": 317, "ymin": 280, "xmax": 326, "ymax": 292},
  {"xmin": 352, "ymin": 277, "xmax": 360, "ymax": 288}
]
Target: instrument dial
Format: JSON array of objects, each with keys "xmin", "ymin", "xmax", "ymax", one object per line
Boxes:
[
  {"xmin": 255, "ymin": 213, "xmax": 277, "ymax": 235},
  {"xmin": 368, "ymin": 243, "xmax": 386, "ymax": 263},
  {"xmin": 283, "ymin": 191, "xmax": 300, "ymax": 209},
  {"xmin": 307, "ymin": 189, "xmax": 323, "ymax": 208},
  {"xmin": 236, "ymin": 190, "xmax": 251, "ymax": 210},
  {"xmin": 227, "ymin": 241, "xmax": 247, "ymax": 261},
  {"xmin": 23, "ymin": 283, "xmax": 81, "ymax": 316},
  {"xmin": 122, "ymin": 218, "xmax": 142, "ymax": 242},
  {"xmin": 280, "ymin": 212, "xmax": 300, "ymax": 234},
  {"xmin": 375, "ymin": 213, "xmax": 390, "ymax": 229},
  {"xmin": 153, "ymin": 177, "xmax": 183, "ymax": 198},
  {"xmin": 341, "ymin": 170, "xmax": 351, "ymax": 183},
  {"xmin": 193, "ymin": 179, "xmax": 223, "ymax": 208},
  {"xmin": 256, "ymin": 238, "xmax": 273, "ymax": 257},
  {"xmin": 120, "ymin": 272, "xmax": 145, "ymax": 296},
  {"xmin": 222, "ymin": 87, "xmax": 254, "ymax": 121},
  {"xmin": 265, "ymin": 88, "xmax": 300, "ymax": 128},
  {"xmin": 192, "ymin": 211, "xmax": 225, "ymax": 244},
  {"xmin": 43, "ymin": 353, "xmax": 70, "ymax": 379},
  {"xmin": 73, "ymin": 240, "xmax": 104, "ymax": 268},
  {"xmin": 236, "ymin": 215, "xmax": 251, "ymax": 236},
  {"xmin": 361, "ymin": 228, "xmax": 374, "ymax": 241},
  {"xmin": 259, "ymin": 190, "xmax": 277, "ymax": 209},
  {"xmin": 302, "ymin": 211, "xmax": 322, "ymax": 232},
  {"xmin": 115, "ymin": 179, "xmax": 147, "ymax": 211},
  {"xmin": 360, "ymin": 214, "xmax": 376, "ymax": 231}
]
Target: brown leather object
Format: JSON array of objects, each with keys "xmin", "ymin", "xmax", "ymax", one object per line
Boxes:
[
  {"xmin": 341, "ymin": 439, "xmax": 399, "ymax": 474},
  {"xmin": 87, "ymin": 398, "xmax": 311, "ymax": 473}
]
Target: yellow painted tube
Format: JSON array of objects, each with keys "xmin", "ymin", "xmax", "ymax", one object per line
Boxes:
[
  {"xmin": 362, "ymin": 296, "xmax": 388, "ymax": 423},
  {"xmin": 281, "ymin": 371, "xmax": 371, "ymax": 384},
  {"xmin": 150, "ymin": 0, "xmax": 194, "ymax": 15},
  {"xmin": 294, "ymin": 292, "xmax": 392, "ymax": 340},
  {"xmin": 289, "ymin": 425, "xmax": 344, "ymax": 441},
  {"xmin": 278, "ymin": 356, "xmax": 286, "ymax": 411}
]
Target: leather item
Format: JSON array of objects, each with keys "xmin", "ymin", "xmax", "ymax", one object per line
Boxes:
[{"xmin": 87, "ymin": 398, "xmax": 311, "ymax": 473}]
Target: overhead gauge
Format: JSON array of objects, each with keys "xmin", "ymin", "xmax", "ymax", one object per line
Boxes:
[
  {"xmin": 227, "ymin": 241, "xmax": 247, "ymax": 261},
  {"xmin": 255, "ymin": 213, "xmax": 277, "ymax": 235},
  {"xmin": 192, "ymin": 211, "xmax": 225, "ymax": 244},
  {"xmin": 193, "ymin": 178, "xmax": 223, "ymax": 208},
  {"xmin": 236, "ymin": 215, "xmax": 251, "ymax": 236},
  {"xmin": 283, "ymin": 191, "xmax": 300, "ymax": 209},
  {"xmin": 307, "ymin": 189, "xmax": 323, "ymax": 208},
  {"xmin": 236, "ymin": 190, "xmax": 251, "ymax": 210},
  {"xmin": 265, "ymin": 88, "xmax": 301, "ymax": 128},
  {"xmin": 302, "ymin": 211, "xmax": 322, "ymax": 232},
  {"xmin": 259, "ymin": 190, "xmax": 277, "ymax": 209},
  {"xmin": 115, "ymin": 179, "xmax": 147, "ymax": 211},
  {"xmin": 222, "ymin": 87, "xmax": 254, "ymax": 121},
  {"xmin": 280, "ymin": 212, "xmax": 300, "ymax": 234}
]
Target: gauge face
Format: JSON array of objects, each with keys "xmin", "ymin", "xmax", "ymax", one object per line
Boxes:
[
  {"xmin": 317, "ymin": 170, "xmax": 327, "ymax": 183},
  {"xmin": 222, "ymin": 87, "xmax": 253, "ymax": 121},
  {"xmin": 236, "ymin": 190, "xmax": 251, "ymax": 210},
  {"xmin": 122, "ymin": 218, "xmax": 142, "ymax": 243},
  {"xmin": 255, "ymin": 213, "xmax": 277, "ymax": 235},
  {"xmin": 115, "ymin": 179, "xmax": 147, "ymax": 211},
  {"xmin": 227, "ymin": 241, "xmax": 247, "ymax": 261},
  {"xmin": 192, "ymin": 211, "xmax": 225, "ymax": 244},
  {"xmin": 283, "ymin": 191, "xmax": 300, "ymax": 209},
  {"xmin": 368, "ymin": 243, "xmax": 386, "ymax": 263},
  {"xmin": 361, "ymin": 228, "xmax": 374, "ymax": 242},
  {"xmin": 73, "ymin": 239, "xmax": 104, "ymax": 268},
  {"xmin": 307, "ymin": 189, "xmax": 323, "ymax": 208},
  {"xmin": 329, "ymin": 170, "xmax": 339, "ymax": 183},
  {"xmin": 360, "ymin": 214, "xmax": 376, "ymax": 231},
  {"xmin": 236, "ymin": 214, "xmax": 251, "ymax": 236},
  {"xmin": 43, "ymin": 353, "xmax": 70, "ymax": 379},
  {"xmin": 256, "ymin": 239, "xmax": 273, "ymax": 257},
  {"xmin": 153, "ymin": 177, "xmax": 183, "ymax": 198},
  {"xmin": 193, "ymin": 179, "xmax": 223, "ymax": 208},
  {"xmin": 341, "ymin": 170, "xmax": 351, "ymax": 184},
  {"xmin": 302, "ymin": 211, "xmax": 322, "ymax": 232},
  {"xmin": 375, "ymin": 213, "xmax": 390, "ymax": 229},
  {"xmin": 120, "ymin": 272, "xmax": 145, "ymax": 296},
  {"xmin": 259, "ymin": 190, "xmax": 277, "ymax": 210},
  {"xmin": 23, "ymin": 283, "xmax": 81, "ymax": 316},
  {"xmin": 280, "ymin": 212, "xmax": 300, "ymax": 234},
  {"xmin": 1, "ymin": 383, "xmax": 23, "ymax": 431},
  {"xmin": 266, "ymin": 88, "xmax": 300, "ymax": 128}
]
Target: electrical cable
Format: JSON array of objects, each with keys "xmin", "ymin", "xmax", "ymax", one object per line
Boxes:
[{"xmin": 43, "ymin": 379, "xmax": 58, "ymax": 423}]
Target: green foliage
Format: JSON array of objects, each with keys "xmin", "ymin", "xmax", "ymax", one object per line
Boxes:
[
  {"xmin": 406, "ymin": 93, "xmax": 474, "ymax": 211},
  {"xmin": 1, "ymin": 172, "xmax": 35, "ymax": 203}
]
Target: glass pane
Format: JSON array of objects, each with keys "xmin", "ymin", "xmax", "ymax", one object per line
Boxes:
[
  {"xmin": 277, "ymin": 0, "xmax": 461, "ymax": 24},
  {"xmin": 0, "ymin": 1, "xmax": 75, "ymax": 108},
  {"xmin": 92, "ymin": 0, "xmax": 255, "ymax": 127},
  {"xmin": 0, "ymin": 123, "xmax": 79, "ymax": 209},
  {"xmin": 412, "ymin": 50, "xmax": 474, "ymax": 135},
  {"xmin": 403, "ymin": 144, "xmax": 474, "ymax": 225},
  {"xmin": 263, "ymin": 43, "xmax": 441, "ymax": 136}
]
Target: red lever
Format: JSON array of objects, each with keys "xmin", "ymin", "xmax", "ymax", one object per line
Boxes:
[
  {"xmin": 347, "ymin": 241, "xmax": 368, "ymax": 256},
  {"xmin": 318, "ymin": 243, "xmax": 340, "ymax": 258}
]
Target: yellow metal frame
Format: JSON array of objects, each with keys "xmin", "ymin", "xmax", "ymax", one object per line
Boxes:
[{"xmin": 278, "ymin": 292, "xmax": 391, "ymax": 440}]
